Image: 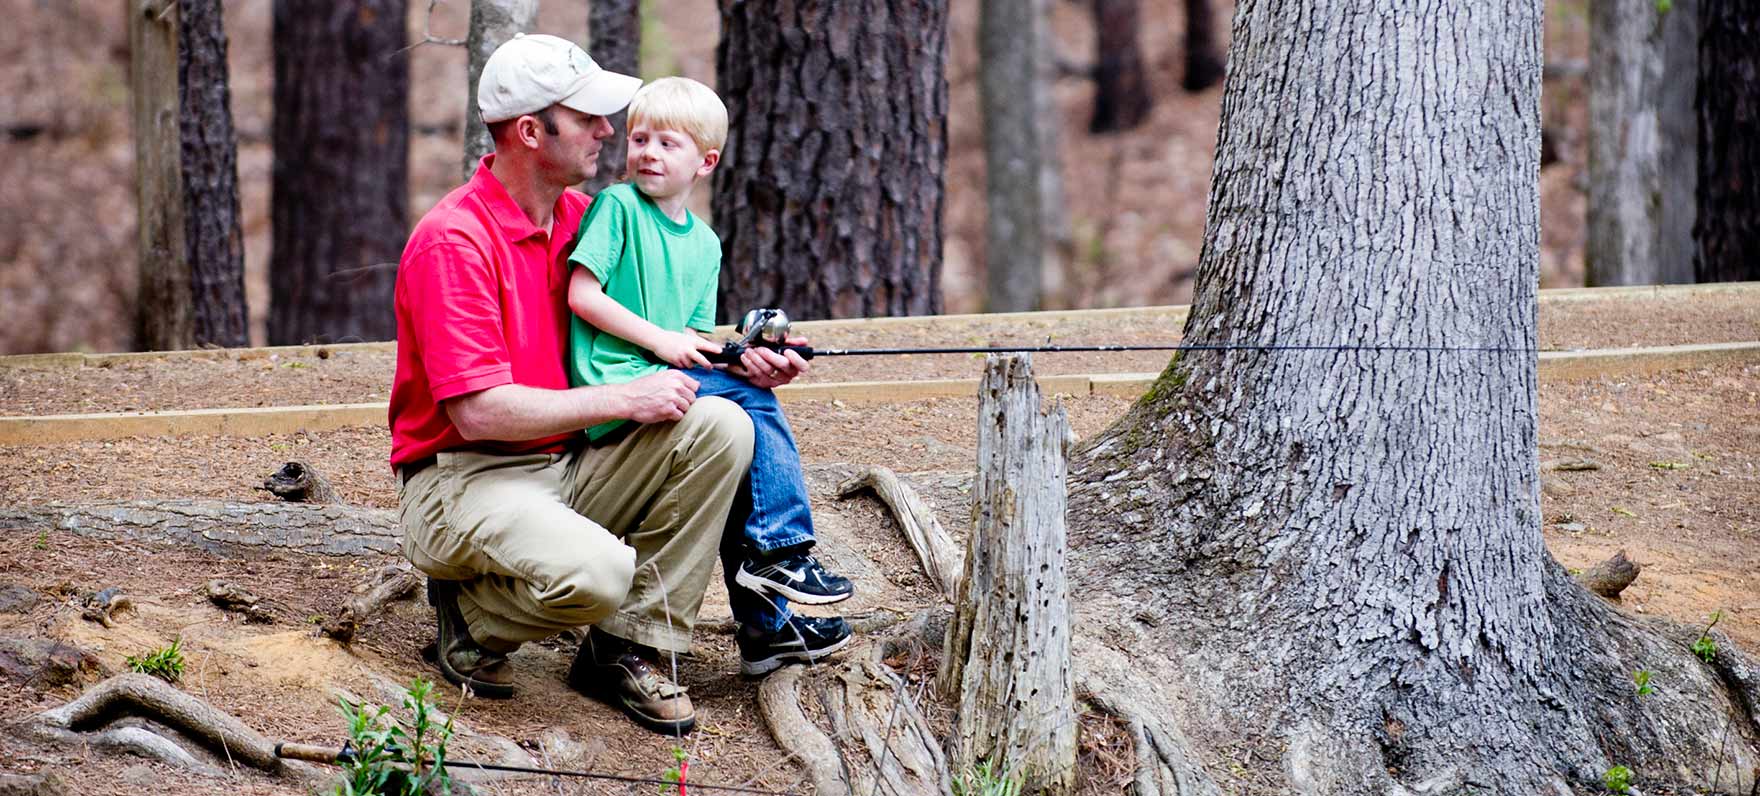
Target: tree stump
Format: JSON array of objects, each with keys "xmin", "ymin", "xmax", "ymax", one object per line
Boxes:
[
  {"xmin": 1578, "ymin": 549, "xmax": 1641, "ymax": 598},
  {"xmin": 940, "ymin": 354, "xmax": 1076, "ymax": 792},
  {"xmin": 262, "ymin": 461, "xmax": 341, "ymax": 504}
]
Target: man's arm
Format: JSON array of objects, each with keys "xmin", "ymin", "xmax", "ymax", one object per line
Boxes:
[
  {"xmin": 567, "ymin": 269, "xmax": 720, "ymax": 369},
  {"xmin": 445, "ymin": 370, "xmax": 701, "ymax": 442}
]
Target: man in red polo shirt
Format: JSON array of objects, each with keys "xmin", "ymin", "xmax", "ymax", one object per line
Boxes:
[{"xmin": 388, "ymin": 34, "xmax": 809, "ymax": 736}]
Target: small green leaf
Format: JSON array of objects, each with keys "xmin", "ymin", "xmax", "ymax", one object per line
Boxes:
[
  {"xmin": 1611, "ymin": 506, "xmax": 1638, "ymax": 518},
  {"xmin": 1656, "ymin": 0, "xmax": 1673, "ymax": 13},
  {"xmin": 1648, "ymin": 461, "xmax": 1689, "ymax": 470}
]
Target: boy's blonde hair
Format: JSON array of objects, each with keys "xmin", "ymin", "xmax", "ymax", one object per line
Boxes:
[{"xmin": 628, "ymin": 77, "xmax": 728, "ymax": 153}]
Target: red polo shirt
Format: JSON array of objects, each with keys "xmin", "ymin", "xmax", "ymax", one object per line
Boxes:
[{"xmin": 388, "ymin": 156, "xmax": 593, "ymax": 467}]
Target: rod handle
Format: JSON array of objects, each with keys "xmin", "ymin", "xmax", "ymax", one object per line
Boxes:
[
  {"xmin": 275, "ymin": 742, "xmax": 345, "ymax": 764},
  {"xmin": 706, "ymin": 342, "xmax": 817, "ymax": 365}
]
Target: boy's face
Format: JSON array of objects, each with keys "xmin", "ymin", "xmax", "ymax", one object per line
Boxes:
[{"xmin": 625, "ymin": 122, "xmax": 719, "ymax": 202}]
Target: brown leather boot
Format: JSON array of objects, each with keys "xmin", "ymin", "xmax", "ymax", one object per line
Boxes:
[
  {"xmin": 425, "ymin": 579, "xmax": 515, "ymax": 698},
  {"xmin": 567, "ymin": 628, "xmax": 696, "ymax": 735}
]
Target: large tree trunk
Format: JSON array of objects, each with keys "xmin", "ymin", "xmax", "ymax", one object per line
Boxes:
[
  {"xmin": 268, "ymin": 0, "xmax": 408, "ymax": 345},
  {"xmin": 131, "ymin": 0, "xmax": 193, "ymax": 351},
  {"xmin": 178, "ymin": 0, "xmax": 248, "ymax": 348},
  {"xmin": 979, "ymin": 0, "xmax": 1046, "ymax": 312},
  {"xmin": 585, "ymin": 0, "xmax": 639, "ymax": 196},
  {"xmin": 1064, "ymin": 1, "xmax": 1760, "ymax": 793},
  {"xmin": 462, "ymin": 0, "xmax": 537, "ymax": 177},
  {"xmin": 712, "ymin": 0, "xmax": 947, "ymax": 321},
  {"xmin": 1586, "ymin": 0, "xmax": 1699, "ymax": 286},
  {"xmin": 1088, "ymin": 0, "xmax": 1153, "ymax": 133},
  {"xmin": 1694, "ymin": 0, "xmax": 1760, "ymax": 283}
]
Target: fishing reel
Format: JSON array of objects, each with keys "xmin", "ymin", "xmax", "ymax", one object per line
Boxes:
[{"xmin": 707, "ymin": 308, "xmax": 810, "ymax": 365}]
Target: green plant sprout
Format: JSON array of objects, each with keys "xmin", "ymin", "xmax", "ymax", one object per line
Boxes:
[
  {"xmin": 1692, "ymin": 611, "xmax": 1725, "ymax": 663},
  {"xmin": 953, "ymin": 758, "xmax": 1023, "ymax": 796},
  {"xmin": 125, "ymin": 638, "xmax": 185, "ymax": 683},
  {"xmin": 1633, "ymin": 670, "xmax": 1654, "ymax": 696},
  {"xmin": 660, "ymin": 745, "xmax": 689, "ymax": 795},
  {"xmin": 1603, "ymin": 765, "xmax": 1633, "ymax": 794},
  {"xmin": 335, "ymin": 676, "xmax": 455, "ymax": 796}
]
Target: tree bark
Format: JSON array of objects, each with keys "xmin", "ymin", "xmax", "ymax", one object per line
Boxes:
[
  {"xmin": 941, "ymin": 355, "xmax": 1075, "ymax": 793},
  {"xmin": 713, "ymin": 0, "xmax": 947, "ymax": 321},
  {"xmin": 1064, "ymin": 0, "xmax": 1760, "ymax": 793},
  {"xmin": 269, "ymin": 0, "xmax": 409, "ymax": 345},
  {"xmin": 0, "ymin": 500, "xmax": 400, "ymax": 557},
  {"xmin": 1089, "ymin": 0, "xmax": 1153, "ymax": 133},
  {"xmin": 1694, "ymin": 0, "xmax": 1760, "ymax": 283},
  {"xmin": 585, "ymin": 0, "xmax": 640, "ymax": 196},
  {"xmin": 1180, "ymin": 0, "xmax": 1224, "ymax": 92},
  {"xmin": 1586, "ymin": 0, "xmax": 1699, "ymax": 286},
  {"xmin": 178, "ymin": 0, "xmax": 248, "ymax": 348},
  {"xmin": 131, "ymin": 0, "xmax": 193, "ymax": 351},
  {"xmin": 979, "ymin": 0, "xmax": 1046, "ymax": 313},
  {"xmin": 462, "ymin": 0, "xmax": 538, "ymax": 178}
]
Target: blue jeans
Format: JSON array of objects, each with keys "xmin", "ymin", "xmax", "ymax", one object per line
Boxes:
[{"xmin": 685, "ymin": 367, "xmax": 815, "ymax": 633}]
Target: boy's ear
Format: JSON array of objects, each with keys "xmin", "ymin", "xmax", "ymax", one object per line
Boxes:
[{"xmin": 697, "ymin": 149, "xmax": 720, "ymax": 178}]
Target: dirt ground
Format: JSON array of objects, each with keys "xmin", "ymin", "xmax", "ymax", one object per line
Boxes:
[
  {"xmin": 5, "ymin": 290, "xmax": 1756, "ymax": 417},
  {"xmin": 1, "ymin": 340, "xmax": 1757, "ymax": 793}
]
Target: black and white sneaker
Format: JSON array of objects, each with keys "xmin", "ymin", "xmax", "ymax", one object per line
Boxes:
[
  {"xmin": 737, "ymin": 615, "xmax": 852, "ymax": 676},
  {"xmin": 734, "ymin": 551, "xmax": 854, "ymax": 605}
]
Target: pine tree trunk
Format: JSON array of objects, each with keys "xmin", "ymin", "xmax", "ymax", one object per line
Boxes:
[
  {"xmin": 979, "ymin": 0, "xmax": 1045, "ymax": 312},
  {"xmin": 1586, "ymin": 0, "xmax": 1699, "ymax": 286},
  {"xmin": 585, "ymin": 0, "xmax": 639, "ymax": 196},
  {"xmin": 1180, "ymin": 0, "xmax": 1224, "ymax": 92},
  {"xmin": 131, "ymin": 0, "xmax": 193, "ymax": 351},
  {"xmin": 1089, "ymin": 0, "xmax": 1152, "ymax": 133},
  {"xmin": 712, "ymin": 0, "xmax": 947, "ymax": 321},
  {"xmin": 178, "ymin": 0, "xmax": 248, "ymax": 348},
  {"xmin": 1064, "ymin": 0, "xmax": 1760, "ymax": 792},
  {"xmin": 941, "ymin": 355, "xmax": 1075, "ymax": 793},
  {"xmin": 462, "ymin": 0, "xmax": 537, "ymax": 178},
  {"xmin": 1694, "ymin": 0, "xmax": 1760, "ymax": 283},
  {"xmin": 268, "ymin": 0, "xmax": 408, "ymax": 345}
]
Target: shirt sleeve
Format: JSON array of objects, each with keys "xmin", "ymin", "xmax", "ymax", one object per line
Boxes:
[
  {"xmin": 567, "ymin": 192, "xmax": 628, "ymax": 285},
  {"xmin": 400, "ymin": 242, "xmax": 514, "ymax": 403},
  {"xmin": 688, "ymin": 243, "xmax": 721, "ymax": 332}
]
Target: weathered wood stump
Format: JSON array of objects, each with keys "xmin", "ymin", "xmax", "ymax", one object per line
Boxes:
[
  {"xmin": 261, "ymin": 461, "xmax": 342, "ymax": 504},
  {"xmin": 1578, "ymin": 548, "xmax": 1641, "ymax": 599},
  {"xmin": 939, "ymin": 354, "xmax": 1077, "ymax": 792}
]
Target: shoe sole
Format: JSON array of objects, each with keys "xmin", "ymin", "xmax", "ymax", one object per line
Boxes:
[
  {"xmin": 739, "ymin": 632, "xmax": 853, "ymax": 677},
  {"xmin": 421, "ymin": 642, "xmax": 515, "ymax": 699},
  {"xmin": 734, "ymin": 567, "xmax": 854, "ymax": 606}
]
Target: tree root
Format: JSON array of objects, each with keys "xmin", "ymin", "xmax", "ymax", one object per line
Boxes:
[
  {"xmin": 755, "ymin": 609, "xmax": 952, "ymax": 796},
  {"xmin": 0, "ymin": 500, "xmax": 398, "ymax": 557},
  {"xmin": 24, "ymin": 672, "xmax": 309, "ymax": 779},
  {"xmin": 1577, "ymin": 549, "xmax": 1640, "ymax": 599},
  {"xmin": 1078, "ymin": 647, "xmax": 1222, "ymax": 796},
  {"xmin": 836, "ymin": 466, "xmax": 963, "ymax": 602},
  {"xmin": 261, "ymin": 461, "xmax": 342, "ymax": 504},
  {"xmin": 320, "ymin": 563, "xmax": 422, "ymax": 643}
]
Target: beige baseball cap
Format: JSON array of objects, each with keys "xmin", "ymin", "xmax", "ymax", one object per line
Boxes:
[{"xmin": 477, "ymin": 33, "xmax": 642, "ymax": 123}]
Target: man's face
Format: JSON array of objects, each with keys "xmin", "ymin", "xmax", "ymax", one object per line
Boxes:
[
  {"xmin": 533, "ymin": 106, "xmax": 613, "ymax": 186},
  {"xmin": 626, "ymin": 122, "xmax": 717, "ymax": 202}
]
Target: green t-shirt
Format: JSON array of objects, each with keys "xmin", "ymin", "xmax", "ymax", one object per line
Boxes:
[{"xmin": 567, "ymin": 183, "xmax": 722, "ymax": 440}]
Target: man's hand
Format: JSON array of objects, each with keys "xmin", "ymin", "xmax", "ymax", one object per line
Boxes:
[
  {"xmin": 650, "ymin": 331, "xmax": 722, "ymax": 370},
  {"xmin": 616, "ymin": 368, "xmax": 701, "ymax": 423},
  {"xmin": 733, "ymin": 335, "xmax": 811, "ymax": 389}
]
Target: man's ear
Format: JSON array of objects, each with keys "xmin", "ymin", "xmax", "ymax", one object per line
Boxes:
[
  {"xmin": 697, "ymin": 149, "xmax": 720, "ymax": 178},
  {"xmin": 515, "ymin": 115, "xmax": 545, "ymax": 150}
]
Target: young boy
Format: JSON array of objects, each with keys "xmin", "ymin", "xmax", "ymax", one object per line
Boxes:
[{"xmin": 565, "ymin": 77, "xmax": 854, "ymax": 676}]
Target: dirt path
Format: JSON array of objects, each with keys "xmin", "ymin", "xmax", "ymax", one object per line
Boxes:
[{"xmin": 3, "ymin": 291, "xmax": 1757, "ymax": 417}]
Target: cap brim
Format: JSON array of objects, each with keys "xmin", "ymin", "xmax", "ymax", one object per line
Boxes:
[{"xmin": 558, "ymin": 70, "xmax": 644, "ymax": 117}]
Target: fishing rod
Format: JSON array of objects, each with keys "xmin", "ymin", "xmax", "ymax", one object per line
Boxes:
[
  {"xmin": 703, "ymin": 308, "xmax": 1535, "ymax": 365},
  {"xmin": 274, "ymin": 741, "xmax": 800, "ymax": 796}
]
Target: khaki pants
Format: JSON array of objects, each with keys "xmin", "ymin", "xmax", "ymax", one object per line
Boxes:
[{"xmin": 398, "ymin": 397, "xmax": 753, "ymax": 654}]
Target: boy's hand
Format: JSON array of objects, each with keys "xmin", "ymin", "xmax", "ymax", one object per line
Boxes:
[
  {"xmin": 617, "ymin": 369, "xmax": 700, "ymax": 423},
  {"xmin": 651, "ymin": 331, "xmax": 723, "ymax": 370}
]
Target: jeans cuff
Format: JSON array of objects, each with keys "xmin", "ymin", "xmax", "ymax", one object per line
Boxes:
[{"xmin": 750, "ymin": 536, "xmax": 815, "ymax": 558}]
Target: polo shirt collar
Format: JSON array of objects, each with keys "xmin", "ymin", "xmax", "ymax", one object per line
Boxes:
[{"xmin": 470, "ymin": 154, "xmax": 555, "ymax": 243}]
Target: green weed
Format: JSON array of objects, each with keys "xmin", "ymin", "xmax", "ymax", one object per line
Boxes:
[
  {"xmin": 34, "ymin": 530, "xmax": 48, "ymax": 550},
  {"xmin": 1603, "ymin": 764, "xmax": 1633, "ymax": 794},
  {"xmin": 335, "ymin": 676, "xmax": 455, "ymax": 796},
  {"xmin": 1633, "ymin": 670, "xmax": 1654, "ymax": 696},
  {"xmin": 1692, "ymin": 611, "xmax": 1724, "ymax": 663},
  {"xmin": 953, "ymin": 759, "xmax": 1023, "ymax": 796},
  {"xmin": 125, "ymin": 638, "xmax": 185, "ymax": 683},
  {"xmin": 660, "ymin": 745, "xmax": 688, "ymax": 794}
]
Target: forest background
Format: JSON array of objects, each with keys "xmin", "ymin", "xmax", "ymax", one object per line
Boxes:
[{"xmin": 0, "ymin": 0, "xmax": 1593, "ymax": 355}]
